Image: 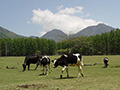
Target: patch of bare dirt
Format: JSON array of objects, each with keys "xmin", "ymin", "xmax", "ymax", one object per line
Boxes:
[
  {"xmin": 6, "ymin": 66, "xmax": 18, "ymax": 69},
  {"xmin": 17, "ymin": 84, "xmax": 48, "ymax": 89}
]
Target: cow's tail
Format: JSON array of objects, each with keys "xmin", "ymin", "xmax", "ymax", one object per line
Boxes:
[
  {"xmin": 81, "ymin": 58, "xmax": 84, "ymax": 66},
  {"xmin": 78, "ymin": 54, "xmax": 84, "ymax": 66}
]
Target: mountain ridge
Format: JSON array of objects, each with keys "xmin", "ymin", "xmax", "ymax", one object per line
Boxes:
[
  {"xmin": 0, "ymin": 26, "xmax": 24, "ymax": 38},
  {"xmin": 41, "ymin": 29, "xmax": 68, "ymax": 41},
  {"xmin": 0, "ymin": 23, "xmax": 116, "ymax": 41},
  {"xmin": 74, "ymin": 23, "xmax": 115, "ymax": 37},
  {"xmin": 41, "ymin": 23, "xmax": 115, "ymax": 41}
]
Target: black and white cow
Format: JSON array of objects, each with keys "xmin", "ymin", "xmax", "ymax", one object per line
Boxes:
[
  {"xmin": 40, "ymin": 56, "xmax": 51, "ymax": 75},
  {"xmin": 52, "ymin": 53, "xmax": 84, "ymax": 78},
  {"xmin": 22, "ymin": 55, "xmax": 42, "ymax": 71},
  {"xmin": 103, "ymin": 56, "xmax": 109, "ymax": 68}
]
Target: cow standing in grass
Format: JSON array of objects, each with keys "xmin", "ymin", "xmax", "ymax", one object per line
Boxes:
[
  {"xmin": 52, "ymin": 53, "xmax": 84, "ymax": 78},
  {"xmin": 22, "ymin": 55, "xmax": 42, "ymax": 71},
  {"xmin": 40, "ymin": 56, "xmax": 51, "ymax": 75},
  {"xmin": 103, "ymin": 56, "xmax": 109, "ymax": 68}
]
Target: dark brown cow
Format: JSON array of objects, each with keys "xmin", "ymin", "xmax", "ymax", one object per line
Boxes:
[{"xmin": 22, "ymin": 55, "xmax": 42, "ymax": 71}]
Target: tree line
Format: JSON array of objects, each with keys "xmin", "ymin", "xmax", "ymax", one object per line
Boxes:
[
  {"xmin": 0, "ymin": 29, "xmax": 120, "ymax": 56},
  {"xmin": 0, "ymin": 37, "xmax": 56, "ymax": 56}
]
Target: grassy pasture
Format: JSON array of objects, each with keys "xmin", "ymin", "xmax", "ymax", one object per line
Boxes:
[{"xmin": 0, "ymin": 55, "xmax": 120, "ymax": 90}]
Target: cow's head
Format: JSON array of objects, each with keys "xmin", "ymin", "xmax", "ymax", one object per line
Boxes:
[
  {"xmin": 22, "ymin": 64, "xmax": 26, "ymax": 71},
  {"xmin": 52, "ymin": 54, "xmax": 67, "ymax": 68},
  {"xmin": 52, "ymin": 59, "xmax": 58, "ymax": 68},
  {"xmin": 52, "ymin": 54, "xmax": 68, "ymax": 68},
  {"xmin": 37, "ymin": 55, "xmax": 42, "ymax": 65},
  {"xmin": 37, "ymin": 55, "xmax": 42, "ymax": 60}
]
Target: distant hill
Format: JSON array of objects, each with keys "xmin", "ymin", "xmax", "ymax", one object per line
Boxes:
[
  {"xmin": 41, "ymin": 29, "xmax": 68, "ymax": 42},
  {"xmin": 41, "ymin": 23, "xmax": 115, "ymax": 41},
  {"xmin": 74, "ymin": 23, "xmax": 115, "ymax": 37},
  {"xmin": 0, "ymin": 26, "xmax": 24, "ymax": 38}
]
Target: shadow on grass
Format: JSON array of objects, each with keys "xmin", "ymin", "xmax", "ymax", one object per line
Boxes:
[
  {"xmin": 39, "ymin": 73, "xmax": 47, "ymax": 76},
  {"xmin": 53, "ymin": 76, "xmax": 76, "ymax": 80},
  {"xmin": 20, "ymin": 69, "xmax": 36, "ymax": 72},
  {"xmin": 107, "ymin": 65, "xmax": 120, "ymax": 68}
]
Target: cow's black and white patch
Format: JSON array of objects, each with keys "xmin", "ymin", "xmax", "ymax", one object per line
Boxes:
[
  {"xmin": 40, "ymin": 56, "xmax": 51, "ymax": 75},
  {"xmin": 52, "ymin": 53, "xmax": 84, "ymax": 78}
]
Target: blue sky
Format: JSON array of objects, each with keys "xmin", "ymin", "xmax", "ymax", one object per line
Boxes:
[{"xmin": 0, "ymin": 0, "xmax": 120, "ymax": 37}]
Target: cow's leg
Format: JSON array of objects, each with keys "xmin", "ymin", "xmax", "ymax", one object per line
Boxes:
[
  {"xmin": 35, "ymin": 63, "xmax": 39, "ymax": 70},
  {"xmin": 105, "ymin": 61, "xmax": 109, "ymax": 68},
  {"xmin": 77, "ymin": 65, "xmax": 84, "ymax": 78},
  {"xmin": 43, "ymin": 66, "xmax": 44, "ymax": 74},
  {"xmin": 44, "ymin": 65, "xmax": 48, "ymax": 75},
  {"xmin": 106, "ymin": 63, "xmax": 109, "ymax": 67},
  {"xmin": 48, "ymin": 64, "xmax": 51, "ymax": 74},
  {"xmin": 60, "ymin": 66, "xmax": 67, "ymax": 78},
  {"xmin": 28, "ymin": 64, "xmax": 30, "ymax": 70},
  {"xmin": 65, "ymin": 67, "xmax": 69, "ymax": 78},
  {"xmin": 22, "ymin": 64, "xmax": 26, "ymax": 71}
]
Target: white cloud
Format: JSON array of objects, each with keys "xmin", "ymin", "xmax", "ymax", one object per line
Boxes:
[
  {"xmin": 31, "ymin": 6, "xmax": 101, "ymax": 36},
  {"xmin": 57, "ymin": 6, "xmax": 83, "ymax": 15}
]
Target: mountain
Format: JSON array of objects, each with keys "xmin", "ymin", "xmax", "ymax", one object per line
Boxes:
[
  {"xmin": 41, "ymin": 23, "xmax": 115, "ymax": 41},
  {"xmin": 74, "ymin": 23, "xmax": 115, "ymax": 37},
  {"xmin": 41, "ymin": 29, "xmax": 68, "ymax": 42},
  {"xmin": 0, "ymin": 26, "xmax": 24, "ymax": 38},
  {"xmin": 0, "ymin": 23, "xmax": 115, "ymax": 41}
]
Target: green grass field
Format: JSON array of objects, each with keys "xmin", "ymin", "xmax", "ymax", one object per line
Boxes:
[{"xmin": 0, "ymin": 55, "xmax": 120, "ymax": 90}]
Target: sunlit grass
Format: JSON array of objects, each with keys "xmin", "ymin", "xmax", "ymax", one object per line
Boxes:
[{"xmin": 0, "ymin": 55, "xmax": 120, "ymax": 90}]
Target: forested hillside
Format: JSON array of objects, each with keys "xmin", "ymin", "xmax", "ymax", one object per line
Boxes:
[
  {"xmin": 57, "ymin": 28, "xmax": 120, "ymax": 55},
  {"xmin": 0, "ymin": 26, "xmax": 24, "ymax": 38},
  {"xmin": 0, "ymin": 29, "xmax": 120, "ymax": 56}
]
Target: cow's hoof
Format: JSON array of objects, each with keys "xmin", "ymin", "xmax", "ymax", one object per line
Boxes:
[
  {"xmin": 60, "ymin": 75, "xmax": 62, "ymax": 79},
  {"xmin": 81, "ymin": 74, "xmax": 84, "ymax": 77},
  {"xmin": 67, "ymin": 75, "xmax": 69, "ymax": 78}
]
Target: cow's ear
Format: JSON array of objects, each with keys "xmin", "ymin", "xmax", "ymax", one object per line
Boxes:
[{"xmin": 51, "ymin": 60, "xmax": 54, "ymax": 63}]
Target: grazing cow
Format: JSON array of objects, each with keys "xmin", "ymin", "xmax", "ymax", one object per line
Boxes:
[
  {"xmin": 103, "ymin": 56, "xmax": 109, "ymax": 68},
  {"xmin": 22, "ymin": 55, "xmax": 42, "ymax": 71},
  {"xmin": 52, "ymin": 53, "xmax": 84, "ymax": 78},
  {"xmin": 40, "ymin": 56, "xmax": 51, "ymax": 75}
]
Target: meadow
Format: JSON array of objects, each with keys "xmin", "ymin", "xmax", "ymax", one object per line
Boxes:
[{"xmin": 0, "ymin": 55, "xmax": 120, "ymax": 90}]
